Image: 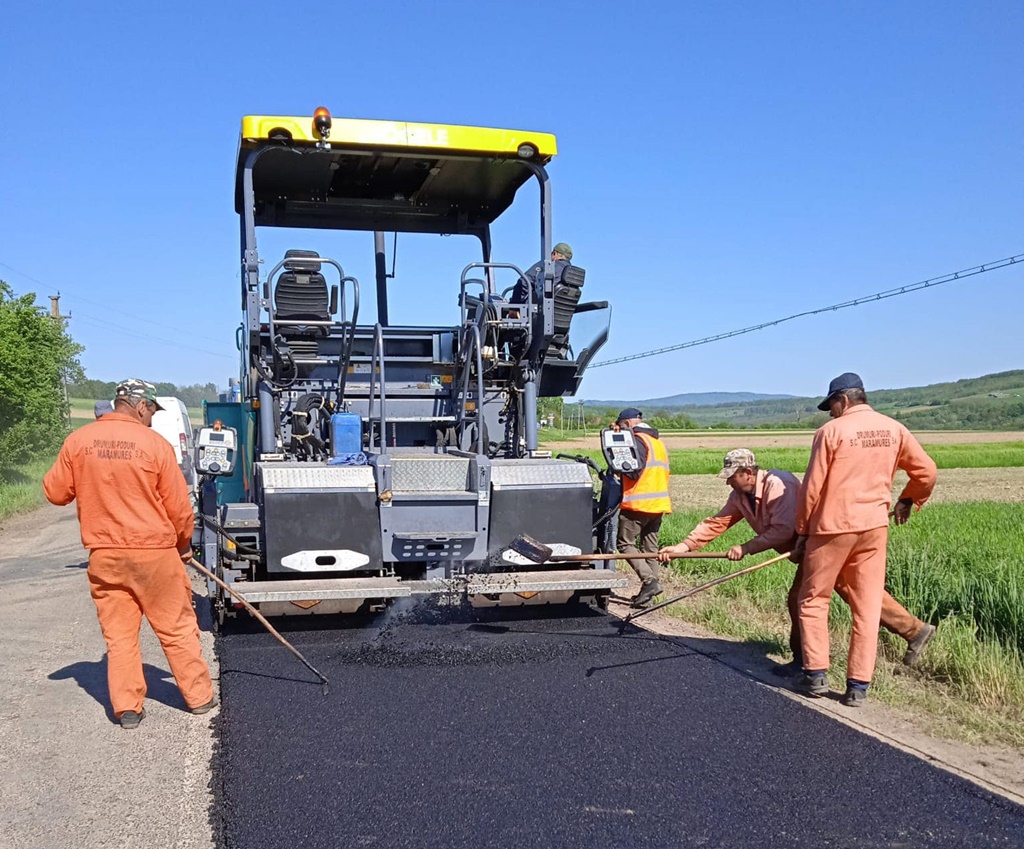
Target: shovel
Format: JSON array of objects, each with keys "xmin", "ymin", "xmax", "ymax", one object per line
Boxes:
[
  {"xmin": 506, "ymin": 533, "xmax": 730, "ymax": 565},
  {"xmin": 616, "ymin": 551, "xmax": 792, "ymax": 634}
]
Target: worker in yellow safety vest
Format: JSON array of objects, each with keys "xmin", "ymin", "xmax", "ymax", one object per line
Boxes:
[{"xmin": 613, "ymin": 408, "xmax": 672, "ymax": 606}]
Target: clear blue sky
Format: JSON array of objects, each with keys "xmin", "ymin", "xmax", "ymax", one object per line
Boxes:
[{"xmin": 2, "ymin": 1, "xmax": 1021, "ymax": 401}]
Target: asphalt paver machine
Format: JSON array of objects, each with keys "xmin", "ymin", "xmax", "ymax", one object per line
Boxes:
[{"xmin": 197, "ymin": 108, "xmax": 623, "ymax": 622}]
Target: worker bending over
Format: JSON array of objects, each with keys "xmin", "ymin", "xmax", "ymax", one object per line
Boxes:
[
  {"xmin": 44, "ymin": 379, "xmax": 215, "ymax": 729},
  {"xmin": 614, "ymin": 408, "xmax": 672, "ymax": 606},
  {"xmin": 657, "ymin": 448, "xmax": 937, "ymax": 677},
  {"xmin": 793, "ymin": 373, "xmax": 937, "ymax": 707}
]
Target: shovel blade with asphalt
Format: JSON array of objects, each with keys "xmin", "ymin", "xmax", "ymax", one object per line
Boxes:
[{"xmin": 507, "ymin": 533, "xmax": 730, "ymax": 565}]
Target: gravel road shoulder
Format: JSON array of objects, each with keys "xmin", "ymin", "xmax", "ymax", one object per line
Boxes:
[{"xmin": 0, "ymin": 504, "xmax": 218, "ymax": 849}]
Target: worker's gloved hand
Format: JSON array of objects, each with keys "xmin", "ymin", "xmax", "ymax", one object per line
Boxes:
[
  {"xmin": 657, "ymin": 543, "xmax": 689, "ymax": 562},
  {"xmin": 890, "ymin": 498, "xmax": 913, "ymax": 526},
  {"xmin": 179, "ymin": 548, "xmax": 194, "ymax": 565},
  {"xmin": 789, "ymin": 535, "xmax": 807, "ymax": 564},
  {"xmin": 726, "ymin": 545, "xmax": 745, "ymax": 562}
]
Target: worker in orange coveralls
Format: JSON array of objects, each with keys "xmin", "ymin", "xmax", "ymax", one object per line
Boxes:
[
  {"xmin": 657, "ymin": 448, "xmax": 938, "ymax": 678},
  {"xmin": 43, "ymin": 378, "xmax": 215, "ymax": 729},
  {"xmin": 792, "ymin": 373, "xmax": 937, "ymax": 707}
]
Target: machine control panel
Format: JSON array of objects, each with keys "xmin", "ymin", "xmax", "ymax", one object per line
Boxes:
[
  {"xmin": 195, "ymin": 425, "xmax": 238, "ymax": 476},
  {"xmin": 601, "ymin": 428, "xmax": 641, "ymax": 473}
]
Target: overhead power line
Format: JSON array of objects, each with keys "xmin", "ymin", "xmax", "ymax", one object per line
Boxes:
[
  {"xmin": 590, "ymin": 253, "xmax": 1024, "ymax": 369},
  {"xmin": 0, "ymin": 260, "xmax": 236, "ymax": 361}
]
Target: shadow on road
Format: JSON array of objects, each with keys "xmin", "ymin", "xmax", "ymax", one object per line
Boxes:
[{"xmin": 48, "ymin": 658, "xmax": 187, "ymax": 722}]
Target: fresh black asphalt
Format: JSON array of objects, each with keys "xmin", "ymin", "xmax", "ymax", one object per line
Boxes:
[{"xmin": 212, "ymin": 602, "xmax": 1024, "ymax": 848}]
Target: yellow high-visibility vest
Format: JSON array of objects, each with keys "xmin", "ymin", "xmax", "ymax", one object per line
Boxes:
[{"xmin": 621, "ymin": 431, "xmax": 672, "ymax": 514}]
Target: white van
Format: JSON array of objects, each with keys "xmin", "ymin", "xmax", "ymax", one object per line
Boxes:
[{"xmin": 152, "ymin": 396, "xmax": 197, "ymax": 498}]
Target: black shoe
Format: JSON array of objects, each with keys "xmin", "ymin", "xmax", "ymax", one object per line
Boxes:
[
  {"xmin": 841, "ymin": 686, "xmax": 868, "ymax": 707},
  {"xmin": 632, "ymin": 581, "xmax": 663, "ymax": 607},
  {"xmin": 190, "ymin": 697, "xmax": 218, "ymax": 715},
  {"xmin": 902, "ymin": 623, "xmax": 937, "ymax": 668},
  {"xmin": 770, "ymin": 660, "xmax": 801, "ymax": 678},
  {"xmin": 120, "ymin": 708, "xmax": 146, "ymax": 729},
  {"xmin": 794, "ymin": 671, "xmax": 828, "ymax": 698}
]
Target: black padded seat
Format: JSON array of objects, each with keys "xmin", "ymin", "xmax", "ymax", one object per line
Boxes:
[
  {"xmin": 546, "ymin": 265, "xmax": 585, "ymax": 359},
  {"xmin": 274, "ymin": 249, "xmax": 329, "ymax": 323}
]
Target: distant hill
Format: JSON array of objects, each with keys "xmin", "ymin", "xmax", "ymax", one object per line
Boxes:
[
  {"xmin": 583, "ymin": 392, "xmax": 795, "ymax": 409},
  {"xmin": 581, "ymin": 370, "xmax": 1024, "ymax": 430}
]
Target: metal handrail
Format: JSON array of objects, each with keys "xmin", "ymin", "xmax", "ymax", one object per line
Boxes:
[
  {"xmin": 457, "ymin": 323, "xmax": 486, "ymax": 458},
  {"xmin": 459, "ymin": 262, "xmax": 534, "ymax": 337},
  {"xmin": 336, "ymin": 275, "xmax": 360, "ymax": 404},
  {"xmin": 367, "ymin": 323, "xmax": 387, "ymax": 451}
]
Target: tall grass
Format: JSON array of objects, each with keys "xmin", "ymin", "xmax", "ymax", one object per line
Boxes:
[
  {"xmin": 0, "ymin": 457, "xmax": 55, "ymax": 519},
  {"xmin": 657, "ymin": 503, "xmax": 1024, "ymax": 730}
]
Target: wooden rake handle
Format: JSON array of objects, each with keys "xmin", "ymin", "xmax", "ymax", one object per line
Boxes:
[
  {"xmin": 187, "ymin": 557, "xmax": 331, "ymax": 695},
  {"xmin": 621, "ymin": 551, "xmax": 793, "ymax": 627}
]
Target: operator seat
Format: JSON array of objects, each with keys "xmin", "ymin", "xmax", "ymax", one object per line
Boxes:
[
  {"xmin": 545, "ymin": 265, "xmax": 586, "ymax": 359},
  {"xmin": 273, "ymin": 249, "xmax": 330, "ymax": 359}
]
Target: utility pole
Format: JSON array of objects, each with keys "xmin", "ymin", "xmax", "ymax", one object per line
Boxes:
[{"xmin": 49, "ymin": 292, "xmax": 71, "ymax": 425}]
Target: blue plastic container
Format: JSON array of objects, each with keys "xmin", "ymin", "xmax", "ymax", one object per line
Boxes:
[{"xmin": 330, "ymin": 412, "xmax": 363, "ymax": 457}]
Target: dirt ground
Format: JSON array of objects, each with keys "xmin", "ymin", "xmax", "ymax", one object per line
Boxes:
[
  {"xmin": 673, "ymin": 467, "xmax": 1024, "ymax": 511},
  {"xmin": 545, "ymin": 430, "xmax": 1024, "ymax": 451}
]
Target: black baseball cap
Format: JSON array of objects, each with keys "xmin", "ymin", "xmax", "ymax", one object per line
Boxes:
[
  {"xmin": 616, "ymin": 407, "xmax": 642, "ymax": 422},
  {"xmin": 818, "ymin": 372, "xmax": 864, "ymax": 410}
]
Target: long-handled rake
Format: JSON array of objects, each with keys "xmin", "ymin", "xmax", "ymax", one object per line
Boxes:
[
  {"xmin": 616, "ymin": 551, "xmax": 792, "ymax": 634},
  {"xmin": 186, "ymin": 556, "xmax": 331, "ymax": 695}
]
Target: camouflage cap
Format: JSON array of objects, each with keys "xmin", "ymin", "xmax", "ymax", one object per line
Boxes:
[
  {"xmin": 115, "ymin": 378, "xmax": 164, "ymax": 411},
  {"xmin": 718, "ymin": 448, "xmax": 757, "ymax": 478},
  {"xmin": 552, "ymin": 242, "xmax": 573, "ymax": 260}
]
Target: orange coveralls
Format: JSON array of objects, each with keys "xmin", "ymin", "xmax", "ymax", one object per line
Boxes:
[
  {"xmin": 796, "ymin": 405, "xmax": 937, "ymax": 682},
  {"xmin": 43, "ymin": 412, "xmax": 213, "ymax": 718},
  {"xmin": 684, "ymin": 469, "xmax": 929, "ymax": 661}
]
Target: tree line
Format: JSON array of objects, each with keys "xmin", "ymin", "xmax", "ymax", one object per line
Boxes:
[
  {"xmin": 68, "ymin": 379, "xmax": 220, "ymax": 409},
  {"xmin": 1, "ymin": 280, "xmax": 222, "ymax": 465},
  {"xmin": 0, "ymin": 281, "xmax": 83, "ymax": 460}
]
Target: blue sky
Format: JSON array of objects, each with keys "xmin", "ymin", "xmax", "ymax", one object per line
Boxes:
[{"xmin": 2, "ymin": 1, "xmax": 1021, "ymax": 401}]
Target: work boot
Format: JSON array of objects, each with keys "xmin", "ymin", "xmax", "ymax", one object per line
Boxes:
[
  {"xmin": 119, "ymin": 708, "xmax": 146, "ymax": 730},
  {"xmin": 841, "ymin": 685, "xmax": 868, "ymax": 707},
  {"xmin": 632, "ymin": 580, "xmax": 663, "ymax": 607},
  {"xmin": 794, "ymin": 671, "xmax": 828, "ymax": 698},
  {"xmin": 770, "ymin": 660, "xmax": 801, "ymax": 678},
  {"xmin": 902, "ymin": 623, "xmax": 937, "ymax": 668},
  {"xmin": 189, "ymin": 697, "xmax": 219, "ymax": 715}
]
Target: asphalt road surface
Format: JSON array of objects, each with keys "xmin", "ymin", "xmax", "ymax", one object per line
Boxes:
[
  {"xmin": 5, "ymin": 504, "xmax": 1023, "ymax": 849},
  {"xmin": 214, "ymin": 600, "xmax": 1024, "ymax": 849}
]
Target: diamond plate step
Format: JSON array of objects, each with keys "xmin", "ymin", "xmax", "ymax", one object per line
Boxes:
[
  {"xmin": 229, "ymin": 577, "xmax": 410, "ymax": 602},
  {"xmin": 464, "ymin": 570, "xmax": 629, "ymax": 594}
]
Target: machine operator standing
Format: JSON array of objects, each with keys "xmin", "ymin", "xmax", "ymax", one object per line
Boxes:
[
  {"xmin": 613, "ymin": 408, "xmax": 672, "ymax": 606},
  {"xmin": 43, "ymin": 379, "xmax": 216, "ymax": 729}
]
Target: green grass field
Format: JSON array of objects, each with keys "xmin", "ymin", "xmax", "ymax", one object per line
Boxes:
[
  {"xmin": 560, "ymin": 443, "xmax": 1024, "ymax": 475},
  {"xmin": 0, "ymin": 457, "xmax": 58, "ymax": 518},
  {"xmin": 67, "ymin": 397, "xmax": 204, "ymax": 430}
]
